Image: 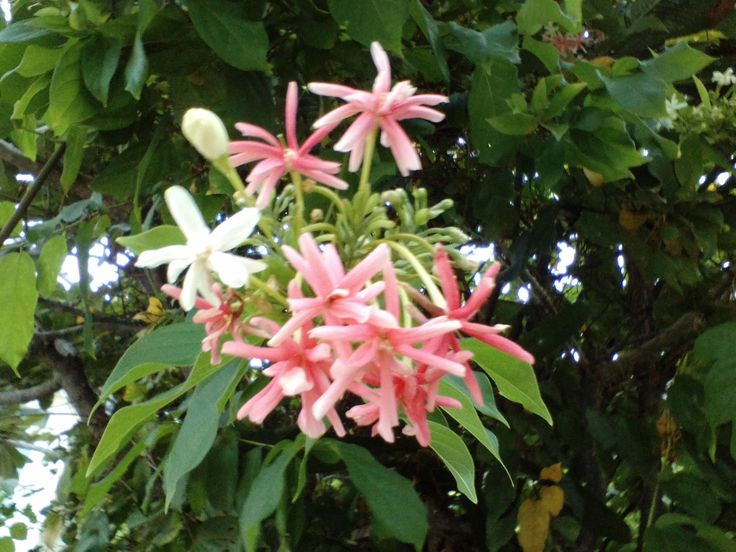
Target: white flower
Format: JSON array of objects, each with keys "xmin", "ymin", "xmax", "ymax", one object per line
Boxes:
[
  {"xmin": 712, "ymin": 68, "xmax": 736, "ymax": 87},
  {"xmin": 135, "ymin": 186, "xmax": 265, "ymax": 311},
  {"xmin": 665, "ymin": 94, "xmax": 687, "ymax": 119},
  {"xmin": 181, "ymin": 108, "xmax": 229, "ymax": 161}
]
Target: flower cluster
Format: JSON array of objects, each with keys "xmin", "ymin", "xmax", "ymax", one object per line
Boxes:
[{"xmin": 135, "ymin": 42, "xmax": 534, "ymax": 446}]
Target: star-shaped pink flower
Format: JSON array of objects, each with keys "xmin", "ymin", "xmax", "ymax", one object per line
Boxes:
[
  {"xmin": 308, "ymin": 42, "xmax": 448, "ymax": 176},
  {"xmin": 229, "ymin": 82, "xmax": 348, "ymax": 208}
]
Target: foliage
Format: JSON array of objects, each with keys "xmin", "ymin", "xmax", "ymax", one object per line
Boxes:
[{"xmin": 0, "ymin": 0, "xmax": 735, "ymax": 550}]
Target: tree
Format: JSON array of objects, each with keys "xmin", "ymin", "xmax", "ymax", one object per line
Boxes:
[{"xmin": 1, "ymin": 0, "xmax": 735, "ymax": 550}]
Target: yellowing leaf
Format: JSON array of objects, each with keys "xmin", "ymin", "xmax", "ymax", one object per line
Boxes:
[
  {"xmin": 517, "ymin": 499, "xmax": 551, "ymax": 552},
  {"xmin": 540, "ymin": 462, "xmax": 563, "ymax": 483},
  {"xmin": 590, "ymin": 56, "xmax": 615, "ymax": 68},
  {"xmin": 540, "ymin": 485, "xmax": 565, "ymax": 517},
  {"xmin": 123, "ymin": 383, "xmax": 146, "ymax": 402},
  {"xmin": 133, "ymin": 297, "xmax": 165, "ymax": 325},
  {"xmin": 618, "ymin": 208, "xmax": 648, "ymax": 232},
  {"xmin": 583, "ymin": 167, "xmax": 604, "ymax": 187}
]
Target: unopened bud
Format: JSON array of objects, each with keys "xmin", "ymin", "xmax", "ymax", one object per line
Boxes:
[
  {"xmin": 310, "ymin": 208, "xmax": 324, "ymax": 222},
  {"xmin": 182, "ymin": 108, "xmax": 229, "ymax": 161}
]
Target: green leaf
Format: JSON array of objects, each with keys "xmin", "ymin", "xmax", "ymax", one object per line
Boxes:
[
  {"xmin": 81, "ymin": 35, "xmax": 121, "ymax": 106},
  {"xmin": 98, "ymin": 321, "xmax": 206, "ymax": 403},
  {"xmin": 468, "ymin": 58, "xmax": 520, "ymax": 164},
  {"xmin": 0, "ymin": 21, "xmax": 54, "ymax": 43},
  {"xmin": 48, "ymin": 41, "xmax": 98, "ymax": 135},
  {"xmin": 163, "ymin": 361, "xmax": 242, "ymax": 509},
  {"xmin": 641, "ymin": 43, "xmax": 715, "ymax": 83},
  {"xmin": 600, "ymin": 72, "xmax": 667, "ymax": 118},
  {"xmin": 328, "ymin": 0, "xmax": 410, "ymax": 54},
  {"xmin": 704, "ymin": 360, "xmax": 736, "ymax": 428},
  {"xmin": 124, "ymin": 32, "xmax": 148, "ymax": 100},
  {"xmin": 89, "ymin": 144, "xmax": 145, "ymax": 199},
  {"xmin": 658, "ymin": 471, "xmax": 721, "ymax": 523},
  {"xmin": 336, "ymin": 442, "xmax": 428, "ymax": 549},
  {"xmin": 693, "ymin": 321, "xmax": 736, "ymax": 365},
  {"xmin": 36, "ymin": 234, "xmax": 68, "ymax": 298},
  {"xmin": 439, "ymin": 378, "xmax": 510, "ymax": 480},
  {"xmin": 409, "ymin": 0, "xmax": 449, "ymax": 82},
  {"xmin": 488, "ymin": 112, "xmax": 538, "ymax": 135},
  {"xmin": 692, "ymin": 75, "xmax": 711, "ymax": 108},
  {"xmin": 9, "ymin": 523, "xmax": 26, "ymax": 540},
  {"xmin": 240, "ymin": 439, "xmax": 303, "ymax": 545},
  {"xmin": 16, "ymin": 44, "xmax": 62, "ymax": 77},
  {"xmin": 117, "ymin": 225, "xmax": 185, "ymax": 255},
  {"xmin": 0, "ymin": 202, "xmax": 22, "ymax": 238},
  {"xmin": 428, "ymin": 421, "xmax": 477, "ymax": 502},
  {"xmin": 11, "ymin": 75, "xmax": 50, "ymax": 119},
  {"xmin": 0, "ymin": 537, "xmax": 13, "ymax": 552},
  {"xmin": 461, "ymin": 338, "xmax": 552, "ymax": 425},
  {"xmin": 88, "ymin": 353, "xmax": 225, "ymax": 477},
  {"xmin": 185, "ymin": 0, "xmax": 269, "ymax": 71},
  {"xmin": 0, "ymin": 253, "xmax": 39, "ymax": 373},
  {"xmin": 546, "ymin": 82, "xmax": 586, "ymax": 117},
  {"xmin": 60, "ymin": 126, "xmax": 87, "ymax": 192},
  {"xmin": 522, "ymin": 36, "xmax": 560, "ymax": 73},
  {"xmin": 517, "ymin": 0, "xmax": 575, "ymax": 35},
  {"xmin": 443, "ymin": 20, "xmax": 520, "ymax": 65}
]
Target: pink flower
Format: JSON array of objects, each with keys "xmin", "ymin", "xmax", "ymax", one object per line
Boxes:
[
  {"xmin": 162, "ymin": 284, "xmax": 262, "ymax": 364},
  {"xmin": 308, "ymin": 42, "xmax": 448, "ymax": 176},
  {"xmin": 222, "ymin": 317, "xmax": 346, "ymax": 439},
  {"xmin": 268, "ymin": 233, "xmax": 393, "ymax": 346},
  {"xmin": 410, "ymin": 247, "xmax": 535, "ymax": 403},
  {"xmin": 229, "ymin": 82, "xmax": 348, "ymax": 208}
]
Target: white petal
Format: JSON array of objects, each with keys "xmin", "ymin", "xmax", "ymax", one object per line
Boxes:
[
  {"xmin": 278, "ymin": 367, "xmax": 312, "ymax": 395},
  {"xmin": 207, "ymin": 252, "xmax": 265, "ymax": 288},
  {"xmin": 208, "ymin": 207, "xmax": 261, "ymax": 252},
  {"xmin": 167, "ymin": 258, "xmax": 192, "ymax": 283},
  {"xmin": 179, "ymin": 265, "xmax": 200, "ymax": 311},
  {"xmin": 164, "ymin": 186, "xmax": 210, "ymax": 243},
  {"xmin": 135, "ymin": 245, "xmax": 193, "ymax": 268}
]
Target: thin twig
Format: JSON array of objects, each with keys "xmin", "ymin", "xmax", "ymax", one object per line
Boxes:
[
  {"xmin": 0, "ymin": 375, "xmax": 61, "ymax": 406},
  {"xmin": 0, "ymin": 144, "xmax": 66, "ymax": 246}
]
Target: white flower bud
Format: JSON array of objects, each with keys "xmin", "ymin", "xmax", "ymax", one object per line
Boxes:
[{"xmin": 181, "ymin": 108, "xmax": 229, "ymax": 161}]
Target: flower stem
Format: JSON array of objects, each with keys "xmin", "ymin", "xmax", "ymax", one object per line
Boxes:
[
  {"xmin": 291, "ymin": 171, "xmax": 305, "ymax": 237},
  {"xmin": 380, "ymin": 240, "xmax": 446, "ymax": 309},
  {"xmin": 248, "ymin": 275, "xmax": 287, "ymax": 307},
  {"xmin": 356, "ymin": 127, "xmax": 378, "ymax": 208},
  {"xmin": 213, "ymin": 157, "xmax": 246, "ymax": 194}
]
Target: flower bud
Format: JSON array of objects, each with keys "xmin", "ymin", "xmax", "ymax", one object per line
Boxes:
[{"xmin": 181, "ymin": 108, "xmax": 229, "ymax": 161}]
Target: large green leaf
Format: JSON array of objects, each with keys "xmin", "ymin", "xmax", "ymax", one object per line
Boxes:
[
  {"xmin": 336, "ymin": 442, "xmax": 428, "ymax": 549},
  {"xmin": 117, "ymin": 226, "xmax": 185, "ymax": 255},
  {"xmin": 468, "ymin": 58, "xmax": 520, "ymax": 165},
  {"xmin": 641, "ymin": 43, "xmax": 714, "ymax": 83},
  {"xmin": 81, "ymin": 35, "xmax": 121, "ymax": 106},
  {"xmin": 443, "ymin": 20, "xmax": 520, "ymax": 65},
  {"xmin": 704, "ymin": 360, "xmax": 736, "ymax": 428},
  {"xmin": 97, "ymin": 321, "xmax": 205, "ymax": 403},
  {"xmin": 428, "ymin": 421, "xmax": 477, "ymax": 503},
  {"xmin": 87, "ymin": 353, "xmax": 226, "ymax": 477},
  {"xmin": 517, "ymin": 0, "xmax": 575, "ymax": 34},
  {"xmin": 185, "ymin": 0, "xmax": 269, "ymax": 72},
  {"xmin": 439, "ymin": 378, "xmax": 510, "ymax": 479},
  {"xmin": 163, "ymin": 361, "xmax": 243, "ymax": 509},
  {"xmin": 461, "ymin": 338, "xmax": 552, "ymax": 425},
  {"xmin": 60, "ymin": 126, "xmax": 88, "ymax": 192},
  {"xmin": 409, "ymin": 0, "xmax": 449, "ymax": 82},
  {"xmin": 48, "ymin": 40, "xmax": 98, "ymax": 135},
  {"xmin": 328, "ymin": 0, "xmax": 409, "ymax": 54},
  {"xmin": 0, "ymin": 252, "xmax": 39, "ymax": 373},
  {"xmin": 239, "ymin": 438, "xmax": 304, "ymax": 548},
  {"xmin": 0, "ymin": 21, "xmax": 54, "ymax": 43},
  {"xmin": 600, "ymin": 72, "xmax": 667, "ymax": 118},
  {"xmin": 693, "ymin": 322, "xmax": 736, "ymax": 365},
  {"xmin": 36, "ymin": 234, "xmax": 68, "ymax": 298}
]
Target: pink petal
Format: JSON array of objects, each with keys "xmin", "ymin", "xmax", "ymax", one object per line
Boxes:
[
  {"xmin": 299, "ymin": 123, "xmax": 337, "ymax": 154},
  {"xmin": 334, "ymin": 112, "xmax": 376, "ymax": 153},
  {"xmin": 380, "ymin": 117, "xmax": 421, "ymax": 176},
  {"xmin": 339, "ymin": 243, "xmax": 390, "ymax": 291},
  {"xmin": 234, "ymin": 122, "xmax": 280, "ymax": 147},
  {"xmin": 434, "ymin": 246, "xmax": 461, "ymax": 311},
  {"xmin": 394, "ymin": 105, "xmax": 446, "ymax": 123},
  {"xmin": 285, "ymin": 82, "xmax": 299, "ymax": 150},
  {"xmin": 462, "ymin": 323, "xmax": 536, "ymax": 364},
  {"xmin": 308, "ymin": 82, "xmax": 361, "ymax": 98},
  {"xmin": 454, "ymin": 264, "xmax": 500, "ymax": 319},
  {"xmin": 370, "ymin": 42, "xmax": 391, "ymax": 94},
  {"xmin": 396, "ymin": 344, "xmax": 466, "ymax": 376}
]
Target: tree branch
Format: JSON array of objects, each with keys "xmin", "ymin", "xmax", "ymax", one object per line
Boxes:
[
  {"xmin": 0, "ymin": 375, "xmax": 61, "ymax": 406},
  {"xmin": 0, "ymin": 144, "xmax": 66, "ymax": 246}
]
